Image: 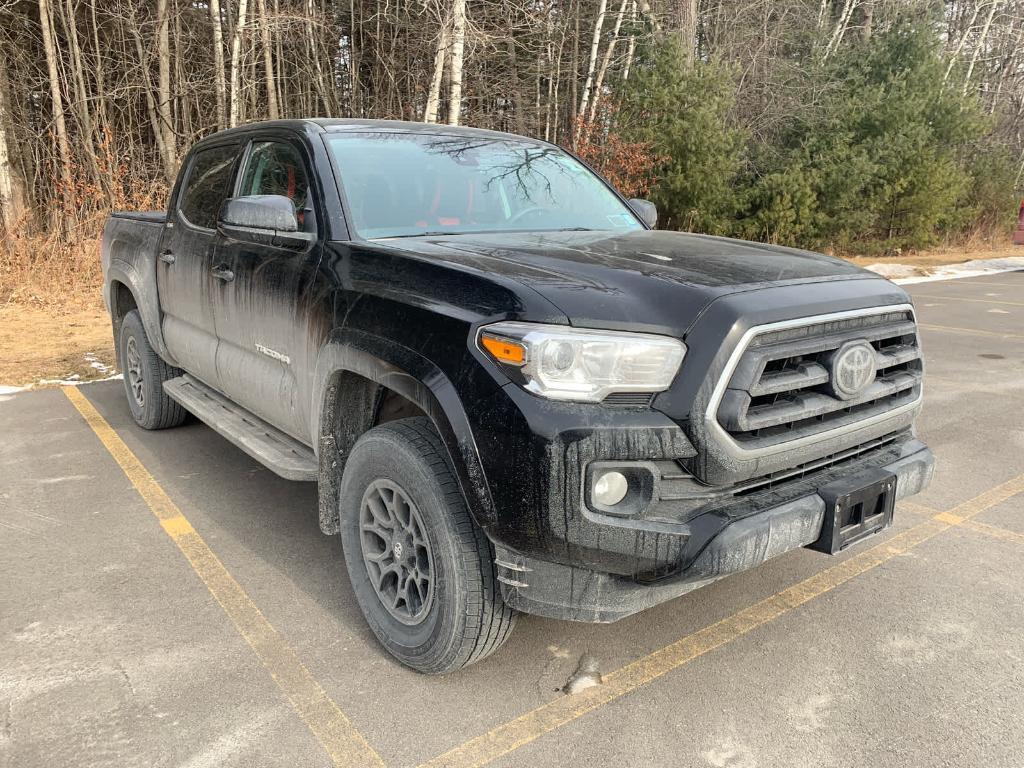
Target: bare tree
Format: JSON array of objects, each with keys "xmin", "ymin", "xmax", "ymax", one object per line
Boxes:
[
  {"xmin": 229, "ymin": 0, "xmax": 250, "ymax": 127},
  {"xmin": 425, "ymin": 11, "xmax": 451, "ymax": 124},
  {"xmin": 38, "ymin": 0, "xmax": 73, "ymax": 216},
  {"xmin": 209, "ymin": 0, "xmax": 228, "ymax": 128},
  {"xmin": 157, "ymin": 0, "xmax": 177, "ymax": 176},
  {"xmin": 577, "ymin": 0, "xmax": 608, "ymax": 139},
  {"xmin": 0, "ymin": 53, "xmax": 24, "ymax": 232},
  {"xmin": 447, "ymin": 0, "xmax": 467, "ymax": 125}
]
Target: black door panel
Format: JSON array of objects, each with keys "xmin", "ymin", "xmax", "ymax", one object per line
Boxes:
[
  {"xmin": 158, "ymin": 143, "xmax": 239, "ymax": 387},
  {"xmin": 214, "ymin": 138, "xmax": 320, "ymax": 441}
]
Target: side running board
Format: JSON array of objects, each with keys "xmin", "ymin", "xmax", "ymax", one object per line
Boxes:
[{"xmin": 163, "ymin": 375, "xmax": 317, "ymax": 481}]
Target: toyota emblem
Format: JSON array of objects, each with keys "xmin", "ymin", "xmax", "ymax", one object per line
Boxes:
[{"xmin": 830, "ymin": 341, "xmax": 877, "ymax": 400}]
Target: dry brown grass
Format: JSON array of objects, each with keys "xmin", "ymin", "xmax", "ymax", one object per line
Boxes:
[
  {"xmin": 0, "ymin": 299, "xmax": 114, "ymax": 386},
  {"xmin": 844, "ymin": 234, "xmax": 1019, "ymax": 270},
  {"xmin": 0, "ymin": 230, "xmax": 112, "ymax": 387},
  {"xmin": 0, "ymin": 161, "xmax": 168, "ymax": 386}
]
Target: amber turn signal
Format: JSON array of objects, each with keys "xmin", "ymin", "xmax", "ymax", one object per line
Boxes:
[{"xmin": 481, "ymin": 333, "xmax": 526, "ymax": 365}]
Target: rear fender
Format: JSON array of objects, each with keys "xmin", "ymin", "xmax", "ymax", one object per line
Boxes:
[
  {"xmin": 103, "ymin": 223, "xmax": 175, "ymax": 364},
  {"xmin": 106, "ymin": 262, "xmax": 174, "ymax": 364}
]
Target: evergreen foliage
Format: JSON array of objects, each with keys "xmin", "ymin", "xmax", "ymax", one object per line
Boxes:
[
  {"xmin": 617, "ymin": 22, "xmax": 1019, "ymax": 253},
  {"xmin": 617, "ymin": 41, "xmax": 745, "ymax": 234}
]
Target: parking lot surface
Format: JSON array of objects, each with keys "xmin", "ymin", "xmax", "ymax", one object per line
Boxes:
[{"xmin": 2, "ymin": 271, "xmax": 1022, "ymax": 768}]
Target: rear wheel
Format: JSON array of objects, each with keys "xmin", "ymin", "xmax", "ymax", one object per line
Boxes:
[
  {"xmin": 339, "ymin": 417, "xmax": 517, "ymax": 673},
  {"xmin": 118, "ymin": 310, "xmax": 187, "ymax": 430}
]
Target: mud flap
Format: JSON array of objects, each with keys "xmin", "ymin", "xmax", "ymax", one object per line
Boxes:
[{"xmin": 809, "ymin": 467, "xmax": 896, "ymax": 554}]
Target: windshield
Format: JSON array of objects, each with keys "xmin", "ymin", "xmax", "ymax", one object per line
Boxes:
[{"xmin": 326, "ymin": 132, "xmax": 643, "ymax": 239}]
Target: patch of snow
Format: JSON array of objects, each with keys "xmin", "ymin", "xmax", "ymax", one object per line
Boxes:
[
  {"xmin": 863, "ymin": 262, "xmax": 918, "ymax": 279},
  {"xmin": 864, "ymin": 255, "xmax": 1024, "ymax": 285},
  {"xmin": 0, "ymin": 384, "xmax": 27, "ymax": 402},
  {"xmin": 36, "ymin": 372, "xmax": 122, "ymax": 388},
  {"xmin": 84, "ymin": 351, "xmax": 116, "ymax": 374}
]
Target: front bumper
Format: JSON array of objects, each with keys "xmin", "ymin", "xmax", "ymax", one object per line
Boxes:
[{"xmin": 494, "ymin": 440, "xmax": 934, "ymax": 622}]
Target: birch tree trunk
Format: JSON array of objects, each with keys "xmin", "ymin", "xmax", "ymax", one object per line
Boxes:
[
  {"xmin": 577, "ymin": 0, "xmax": 608, "ymax": 135},
  {"xmin": 944, "ymin": 3, "xmax": 982, "ymax": 81},
  {"xmin": 447, "ymin": 0, "xmax": 467, "ymax": 126},
  {"xmin": 963, "ymin": 0, "xmax": 1001, "ymax": 95},
  {"xmin": 229, "ymin": 0, "xmax": 252, "ymax": 128},
  {"xmin": 0, "ymin": 54, "xmax": 24, "ymax": 233},
  {"xmin": 273, "ymin": 0, "xmax": 285, "ymax": 114},
  {"xmin": 38, "ymin": 0, "xmax": 73, "ymax": 214},
  {"xmin": 622, "ymin": 0, "xmax": 638, "ymax": 81},
  {"xmin": 210, "ymin": 0, "xmax": 228, "ymax": 128},
  {"xmin": 587, "ymin": 0, "xmax": 630, "ymax": 124},
  {"xmin": 256, "ymin": 0, "xmax": 279, "ymax": 119},
  {"xmin": 822, "ymin": 0, "xmax": 858, "ymax": 60},
  {"xmin": 424, "ymin": 13, "xmax": 451, "ymax": 123}
]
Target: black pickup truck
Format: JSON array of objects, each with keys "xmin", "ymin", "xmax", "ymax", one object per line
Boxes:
[{"xmin": 101, "ymin": 119, "xmax": 934, "ymax": 673}]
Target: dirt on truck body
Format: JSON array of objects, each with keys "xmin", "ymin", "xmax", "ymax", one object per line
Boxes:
[{"xmin": 101, "ymin": 118, "xmax": 934, "ymax": 673}]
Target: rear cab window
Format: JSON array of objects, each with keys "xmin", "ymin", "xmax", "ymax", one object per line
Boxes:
[{"xmin": 178, "ymin": 144, "xmax": 239, "ymax": 229}]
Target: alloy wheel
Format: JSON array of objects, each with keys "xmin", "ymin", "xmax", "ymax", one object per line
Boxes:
[{"xmin": 358, "ymin": 479, "xmax": 435, "ymax": 625}]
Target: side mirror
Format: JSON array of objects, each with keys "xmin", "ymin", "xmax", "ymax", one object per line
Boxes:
[
  {"xmin": 218, "ymin": 194, "xmax": 314, "ymax": 249},
  {"xmin": 628, "ymin": 198, "xmax": 658, "ymax": 229}
]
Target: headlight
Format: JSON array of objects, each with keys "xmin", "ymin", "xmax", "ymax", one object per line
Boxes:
[{"xmin": 478, "ymin": 322, "xmax": 685, "ymax": 402}]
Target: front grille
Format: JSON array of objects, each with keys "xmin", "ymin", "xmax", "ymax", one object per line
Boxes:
[{"xmin": 716, "ymin": 309, "xmax": 923, "ymax": 450}]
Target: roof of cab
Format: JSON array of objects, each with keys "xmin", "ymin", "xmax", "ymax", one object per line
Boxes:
[{"xmin": 199, "ymin": 118, "xmax": 542, "ymax": 145}]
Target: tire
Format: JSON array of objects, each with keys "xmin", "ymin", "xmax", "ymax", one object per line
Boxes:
[
  {"xmin": 338, "ymin": 417, "xmax": 517, "ymax": 674},
  {"xmin": 118, "ymin": 310, "xmax": 188, "ymax": 430}
]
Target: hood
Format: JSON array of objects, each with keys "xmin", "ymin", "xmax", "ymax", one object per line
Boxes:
[{"xmin": 381, "ymin": 229, "xmax": 881, "ymax": 336}]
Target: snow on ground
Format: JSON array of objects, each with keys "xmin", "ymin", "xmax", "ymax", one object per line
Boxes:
[
  {"xmin": 0, "ymin": 356, "xmax": 121, "ymax": 399},
  {"xmin": 0, "ymin": 384, "xmax": 27, "ymax": 401},
  {"xmin": 866, "ymin": 255, "xmax": 1024, "ymax": 284}
]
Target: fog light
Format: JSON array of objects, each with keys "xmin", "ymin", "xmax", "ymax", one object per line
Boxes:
[{"xmin": 593, "ymin": 471, "xmax": 629, "ymax": 506}]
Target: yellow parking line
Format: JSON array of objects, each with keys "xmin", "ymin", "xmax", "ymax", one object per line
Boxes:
[
  {"xmin": 959, "ymin": 519, "xmax": 1024, "ymax": 547},
  {"xmin": 63, "ymin": 387, "xmax": 385, "ymax": 768},
  {"xmin": 912, "ymin": 294, "xmax": 1024, "ymax": 307},
  {"xmin": 918, "ymin": 323, "xmax": 1024, "ymax": 341},
  {"xmin": 421, "ymin": 474, "xmax": 1024, "ymax": 768},
  {"xmin": 940, "ymin": 474, "xmax": 1024, "ymax": 521}
]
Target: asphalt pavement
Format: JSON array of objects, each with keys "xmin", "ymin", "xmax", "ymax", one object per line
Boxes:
[{"xmin": 2, "ymin": 271, "xmax": 1022, "ymax": 768}]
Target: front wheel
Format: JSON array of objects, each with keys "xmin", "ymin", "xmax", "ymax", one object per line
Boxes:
[{"xmin": 338, "ymin": 417, "xmax": 517, "ymax": 674}]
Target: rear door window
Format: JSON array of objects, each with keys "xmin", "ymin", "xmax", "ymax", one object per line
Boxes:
[{"xmin": 178, "ymin": 144, "xmax": 238, "ymax": 229}]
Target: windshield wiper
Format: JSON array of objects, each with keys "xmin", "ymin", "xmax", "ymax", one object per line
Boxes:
[
  {"xmin": 378, "ymin": 226, "xmax": 597, "ymax": 240},
  {"xmin": 381, "ymin": 231, "xmax": 463, "ymax": 239}
]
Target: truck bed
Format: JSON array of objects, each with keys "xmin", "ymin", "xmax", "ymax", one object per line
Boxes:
[{"xmin": 109, "ymin": 211, "xmax": 166, "ymax": 224}]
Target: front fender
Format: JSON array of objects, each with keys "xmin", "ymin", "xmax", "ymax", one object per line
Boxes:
[{"xmin": 311, "ymin": 328, "xmax": 495, "ymax": 532}]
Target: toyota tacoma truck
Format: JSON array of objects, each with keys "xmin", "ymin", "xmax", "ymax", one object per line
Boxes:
[{"xmin": 101, "ymin": 119, "xmax": 934, "ymax": 674}]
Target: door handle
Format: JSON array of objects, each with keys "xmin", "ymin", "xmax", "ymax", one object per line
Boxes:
[
  {"xmin": 159, "ymin": 250, "xmax": 175, "ymax": 265},
  {"xmin": 211, "ymin": 265, "xmax": 234, "ymax": 283}
]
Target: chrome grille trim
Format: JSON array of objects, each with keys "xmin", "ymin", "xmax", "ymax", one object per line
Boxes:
[{"xmin": 704, "ymin": 304, "xmax": 923, "ymax": 459}]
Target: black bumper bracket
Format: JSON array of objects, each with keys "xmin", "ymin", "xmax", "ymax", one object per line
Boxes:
[{"xmin": 809, "ymin": 467, "xmax": 896, "ymax": 554}]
